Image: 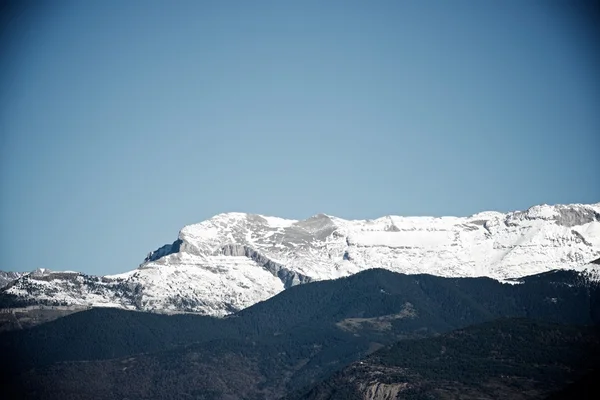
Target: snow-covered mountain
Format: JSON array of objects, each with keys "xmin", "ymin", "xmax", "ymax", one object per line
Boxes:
[
  {"xmin": 0, "ymin": 271, "xmax": 27, "ymax": 289},
  {"xmin": 2, "ymin": 203, "xmax": 600, "ymax": 316}
]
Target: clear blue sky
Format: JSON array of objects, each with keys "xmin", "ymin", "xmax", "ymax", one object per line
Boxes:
[{"xmin": 1, "ymin": 0, "xmax": 599, "ymax": 275}]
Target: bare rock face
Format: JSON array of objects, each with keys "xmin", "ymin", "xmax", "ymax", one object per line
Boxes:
[
  {"xmin": 555, "ymin": 206, "xmax": 600, "ymax": 227},
  {"xmin": 2, "ymin": 202, "xmax": 600, "ymax": 316},
  {"xmin": 217, "ymin": 244, "xmax": 312, "ymax": 288},
  {"xmin": 362, "ymin": 382, "xmax": 406, "ymax": 400},
  {"xmin": 509, "ymin": 203, "xmax": 600, "ymax": 227},
  {"xmin": 143, "ymin": 239, "xmax": 182, "ymax": 264}
]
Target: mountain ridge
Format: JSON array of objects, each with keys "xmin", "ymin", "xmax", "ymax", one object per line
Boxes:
[
  {"xmin": 3, "ymin": 267, "xmax": 600, "ymax": 399},
  {"xmin": 1, "ymin": 202, "xmax": 599, "ymax": 316}
]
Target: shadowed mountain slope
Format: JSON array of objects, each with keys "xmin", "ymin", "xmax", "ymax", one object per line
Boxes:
[{"xmin": 2, "ymin": 268, "xmax": 599, "ymax": 399}]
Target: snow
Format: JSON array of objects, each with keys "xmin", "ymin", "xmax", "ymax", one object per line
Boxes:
[
  {"xmin": 523, "ymin": 204, "xmax": 560, "ymax": 220},
  {"xmin": 134, "ymin": 254, "xmax": 284, "ymax": 316},
  {"xmin": 163, "ymin": 203, "xmax": 600, "ymax": 286},
  {"xmin": 573, "ymin": 222, "xmax": 600, "ymax": 247},
  {"xmin": 3, "ymin": 202, "xmax": 600, "ymax": 316},
  {"xmin": 104, "ymin": 269, "xmax": 138, "ymax": 280},
  {"xmin": 348, "ymin": 231, "xmax": 454, "ymax": 248},
  {"xmin": 5, "ymin": 274, "xmax": 138, "ymax": 311},
  {"xmin": 468, "ymin": 211, "xmax": 505, "ymax": 220},
  {"xmin": 260, "ymin": 215, "xmax": 297, "ymax": 228},
  {"xmin": 572, "ymin": 263, "xmax": 600, "ymax": 282}
]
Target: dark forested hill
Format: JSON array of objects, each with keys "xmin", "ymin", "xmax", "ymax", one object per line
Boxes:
[
  {"xmin": 288, "ymin": 319, "xmax": 600, "ymax": 400},
  {"xmin": 2, "ymin": 268, "xmax": 599, "ymax": 399}
]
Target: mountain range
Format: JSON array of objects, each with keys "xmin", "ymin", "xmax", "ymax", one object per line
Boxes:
[
  {"xmin": 1, "ymin": 202, "xmax": 600, "ymax": 316},
  {"xmin": 2, "ymin": 268, "xmax": 599, "ymax": 399}
]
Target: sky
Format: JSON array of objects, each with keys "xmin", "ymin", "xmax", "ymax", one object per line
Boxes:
[{"xmin": 1, "ymin": 0, "xmax": 599, "ymax": 275}]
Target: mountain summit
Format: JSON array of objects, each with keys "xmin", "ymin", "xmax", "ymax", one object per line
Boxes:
[{"xmin": 2, "ymin": 202, "xmax": 599, "ymax": 316}]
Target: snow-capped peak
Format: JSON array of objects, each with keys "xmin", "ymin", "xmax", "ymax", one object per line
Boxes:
[
  {"xmin": 143, "ymin": 203, "xmax": 600, "ymax": 282},
  {"xmin": 2, "ymin": 202, "xmax": 599, "ymax": 316}
]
